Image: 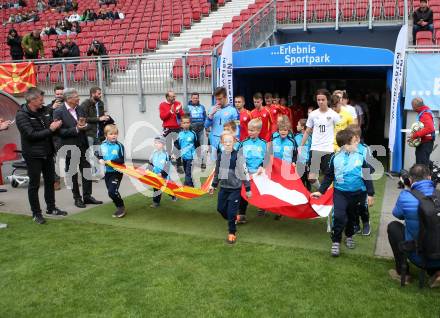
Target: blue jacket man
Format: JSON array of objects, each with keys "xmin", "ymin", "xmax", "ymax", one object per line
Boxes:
[{"xmin": 388, "ymin": 164, "xmax": 440, "ymax": 287}]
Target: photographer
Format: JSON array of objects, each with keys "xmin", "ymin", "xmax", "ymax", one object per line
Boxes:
[
  {"xmin": 86, "ymin": 40, "xmax": 107, "ymax": 57},
  {"xmin": 87, "ymin": 40, "xmax": 109, "ymax": 83}
]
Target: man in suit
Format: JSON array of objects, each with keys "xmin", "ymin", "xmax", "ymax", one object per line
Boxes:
[{"xmin": 54, "ymin": 88, "xmax": 102, "ymax": 208}]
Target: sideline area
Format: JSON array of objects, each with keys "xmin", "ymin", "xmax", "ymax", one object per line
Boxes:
[
  {"xmin": 1, "ymin": 176, "xmax": 440, "ymax": 316},
  {"xmin": 0, "ymin": 176, "xmax": 387, "ymax": 256}
]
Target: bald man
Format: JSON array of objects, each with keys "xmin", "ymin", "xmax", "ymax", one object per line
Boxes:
[{"xmin": 408, "ymin": 97, "xmax": 435, "ymax": 166}]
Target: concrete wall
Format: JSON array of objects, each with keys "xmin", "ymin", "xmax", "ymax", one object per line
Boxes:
[
  {"xmin": 12, "ymin": 92, "xmax": 212, "ymax": 161},
  {"xmin": 105, "ymin": 93, "xmax": 212, "ymax": 160}
]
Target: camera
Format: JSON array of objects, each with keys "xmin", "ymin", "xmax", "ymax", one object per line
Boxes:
[{"xmin": 398, "ymin": 169, "xmax": 411, "ymax": 189}]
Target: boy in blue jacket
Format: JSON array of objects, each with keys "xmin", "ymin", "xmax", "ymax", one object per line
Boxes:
[
  {"xmin": 311, "ymin": 129, "xmax": 375, "ymax": 257},
  {"xmin": 149, "ymin": 136, "xmax": 176, "ymax": 208},
  {"xmin": 388, "ymin": 164, "xmax": 440, "ymax": 287},
  {"xmin": 99, "ymin": 124, "xmax": 126, "ymax": 218},
  {"xmin": 174, "ymin": 114, "xmax": 199, "ymax": 187},
  {"xmin": 238, "ymin": 118, "xmax": 268, "ymax": 221},
  {"xmin": 349, "ymin": 124, "xmax": 372, "ymax": 236},
  {"xmin": 271, "ymin": 118, "xmax": 297, "ymax": 164}
]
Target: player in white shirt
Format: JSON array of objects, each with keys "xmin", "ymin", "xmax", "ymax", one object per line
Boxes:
[
  {"xmin": 300, "ymin": 89, "xmax": 341, "ymax": 187},
  {"xmin": 333, "ymin": 90, "xmax": 358, "ymax": 125}
]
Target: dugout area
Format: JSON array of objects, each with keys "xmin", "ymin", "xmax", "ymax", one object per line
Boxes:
[{"xmin": 231, "ymin": 42, "xmax": 394, "ymax": 147}]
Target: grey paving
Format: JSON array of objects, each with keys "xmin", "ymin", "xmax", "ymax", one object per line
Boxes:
[
  {"xmin": 0, "ymin": 177, "xmax": 140, "ymax": 218},
  {"xmin": 374, "ymin": 176, "xmax": 403, "ymax": 258}
]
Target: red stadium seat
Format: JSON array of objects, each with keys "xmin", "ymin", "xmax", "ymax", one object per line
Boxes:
[
  {"xmin": 172, "ymin": 58, "xmax": 183, "ymax": 79},
  {"xmin": 49, "ymin": 64, "xmax": 62, "ymax": 83},
  {"xmin": 200, "ymin": 38, "xmax": 213, "ymax": 50},
  {"xmin": 416, "ymin": 30, "xmax": 433, "ymax": 40}
]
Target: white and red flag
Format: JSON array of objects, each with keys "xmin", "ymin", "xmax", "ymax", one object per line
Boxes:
[{"xmin": 241, "ymin": 157, "xmax": 333, "ymax": 219}]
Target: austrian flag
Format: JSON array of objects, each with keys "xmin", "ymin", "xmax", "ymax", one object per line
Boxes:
[{"xmin": 241, "ymin": 157, "xmax": 333, "ymax": 219}]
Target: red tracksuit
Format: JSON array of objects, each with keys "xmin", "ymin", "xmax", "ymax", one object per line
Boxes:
[{"xmin": 250, "ymin": 106, "xmax": 272, "ymax": 142}]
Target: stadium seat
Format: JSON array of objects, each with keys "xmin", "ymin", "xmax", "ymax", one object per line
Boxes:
[
  {"xmin": 172, "ymin": 58, "xmax": 184, "ymax": 79},
  {"xmin": 49, "ymin": 64, "xmax": 62, "ymax": 83}
]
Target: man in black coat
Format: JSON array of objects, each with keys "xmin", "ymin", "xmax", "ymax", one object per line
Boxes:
[
  {"xmin": 412, "ymin": 0, "xmax": 434, "ymax": 45},
  {"xmin": 64, "ymin": 38, "xmax": 80, "ymax": 58},
  {"xmin": 53, "ymin": 88, "xmax": 102, "ymax": 208},
  {"xmin": 16, "ymin": 87, "xmax": 67, "ymax": 224}
]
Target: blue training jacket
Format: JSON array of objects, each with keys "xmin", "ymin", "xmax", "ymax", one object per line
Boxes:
[
  {"xmin": 239, "ymin": 137, "xmax": 267, "ymax": 174},
  {"xmin": 271, "ymin": 134, "xmax": 298, "ymax": 163},
  {"xmin": 204, "ymin": 104, "xmax": 239, "ymax": 137},
  {"xmin": 174, "ymin": 129, "xmax": 199, "ymax": 160},
  {"xmin": 319, "ymin": 150, "xmax": 374, "ymax": 196},
  {"xmin": 149, "ymin": 150, "xmax": 171, "ymax": 179},
  {"xmin": 99, "ymin": 140, "xmax": 125, "ymax": 173},
  {"xmin": 294, "ymin": 132, "xmax": 311, "ymax": 164},
  {"xmin": 185, "ymin": 102, "xmax": 206, "ymax": 128},
  {"xmin": 392, "ymin": 180, "xmax": 440, "ymax": 267}
]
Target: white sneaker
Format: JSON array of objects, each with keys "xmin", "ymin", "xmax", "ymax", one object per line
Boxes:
[{"xmin": 331, "ymin": 242, "xmax": 340, "ymax": 257}]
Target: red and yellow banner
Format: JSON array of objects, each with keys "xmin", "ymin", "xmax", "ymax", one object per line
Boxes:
[
  {"xmin": 106, "ymin": 162, "xmax": 210, "ymax": 199},
  {"xmin": 0, "ymin": 62, "xmax": 36, "ymax": 94}
]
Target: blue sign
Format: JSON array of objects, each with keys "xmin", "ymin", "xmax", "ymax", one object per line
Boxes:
[
  {"xmin": 233, "ymin": 42, "xmax": 394, "ymax": 68},
  {"xmin": 404, "ymin": 54, "xmax": 440, "ymax": 111}
]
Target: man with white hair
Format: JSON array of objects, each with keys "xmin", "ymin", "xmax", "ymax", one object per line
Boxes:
[{"xmin": 54, "ymin": 88, "xmax": 103, "ymax": 208}]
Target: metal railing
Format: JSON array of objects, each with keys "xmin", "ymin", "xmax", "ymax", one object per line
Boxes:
[
  {"xmin": 213, "ymin": 0, "xmax": 276, "ymax": 56},
  {"xmin": 33, "ymin": 51, "xmax": 215, "ymax": 99},
  {"xmin": 276, "ymin": 0, "xmax": 412, "ymax": 30}
]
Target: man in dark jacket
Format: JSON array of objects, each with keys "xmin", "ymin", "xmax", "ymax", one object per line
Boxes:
[
  {"xmin": 63, "ymin": 38, "xmax": 80, "ymax": 57},
  {"xmin": 388, "ymin": 164, "xmax": 440, "ymax": 287},
  {"xmin": 80, "ymin": 86, "xmax": 111, "ymax": 146},
  {"xmin": 412, "ymin": 0, "xmax": 434, "ymax": 45},
  {"xmin": 48, "ymin": 85, "xmax": 64, "ymax": 190},
  {"xmin": 16, "ymin": 87, "xmax": 67, "ymax": 224},
  {"xmin": 53, "ymin": 88, "xmax": 103, "ymax": 208},
  {"xmin": 407, "ymin": 97, "xmax": 435, "ymax": 166},
  {"xmin": 80, "ymin": 86, "xmax": 112, "ymax": 177}
]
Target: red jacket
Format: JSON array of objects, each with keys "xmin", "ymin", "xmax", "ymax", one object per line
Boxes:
[
  {"xmin": 413, "ymin": 105, "xmax": 435, "ymax": 143},
  {"xmin": 159, "ymin": 100, "xmax": 184, "ymax": 129},
  {"xmin": 250, "ymin": 106, "xmax": 272, "ymax": 142},
  {"xmin": 239, "ymin": 109, "xmax": 251, "ymax": 141}
]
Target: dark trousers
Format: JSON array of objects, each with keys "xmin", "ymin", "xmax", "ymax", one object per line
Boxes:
[
  {"xmin": 163, "ymin": 128, "xmax": 182, "ymax": 166},
  {"xmin": 331, "ymin": 189, "xmax": 366, "ymax": 243},
  {"xmin": 388, "ymin": 221, "xmax": 440, "ymax": 276},
  {"xmin": 65, "ymin": 153, "xmax": 92, "ymax": 200},
  {"xmin": 183, "ymin": 159, "xmax": 193, "ymax": 186},
  {"xmin": 412, "ymin": 24, "xmax": 434, "ymax": 44},
  {"xmin": 387, "ymin": 221, "xmax": 409, "ymax": 275},
  {"xmin": 415, "ymin": 141, "xmax": 433, "ymax": 167},
  {"xmin": 152, "ymin": 188, "xmax": 175, "ymax": 204},
  {"xmin": 354, "ymin": 193, "xmax": 369, "ymax": 227},
  {"xmin": 217, "ymin": 187, "xmax": 241, "ymax": 234},
  {"xmin": 309, "ymin": 151, "xmax": 333, "ymax": 178},
  {"xmin": 297, "ymin": 162, "xmax": 311, "ymax": 191},
  {"xmin": 239, "ymin": 197, "xmax": 248, "ymax": 215},
  {"xmin": 24, "ymin": 156, "xmax": 56, "ymax": 217},
  {"xmin": 104, "ymin": 172, "xmax": 124, "ymax": 208}
]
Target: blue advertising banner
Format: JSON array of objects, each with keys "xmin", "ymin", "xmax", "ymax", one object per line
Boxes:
[
  {"xmin": 233, "ymin": 42, "xmax": 394, "ymax": 68},
  {"xmin": 404, "ymin": 54, "xmax": 440, "ymax": 111}
]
